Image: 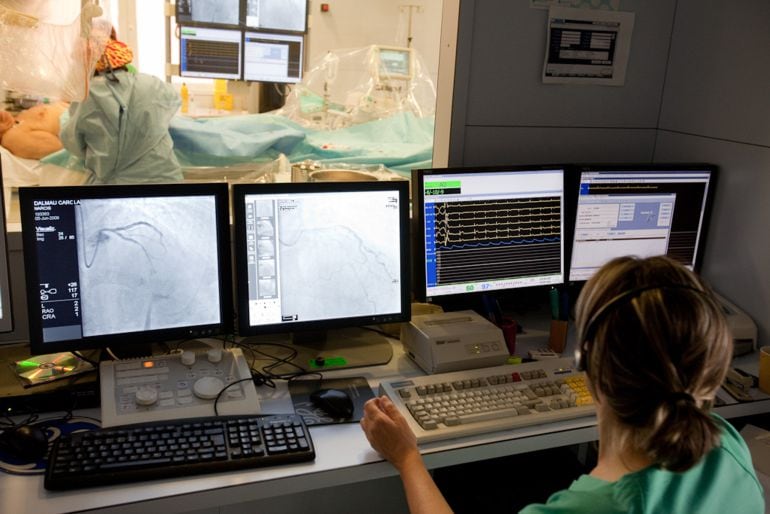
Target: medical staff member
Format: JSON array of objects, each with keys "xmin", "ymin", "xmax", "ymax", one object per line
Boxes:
[
  {"xmin": 361, "ymin": 255, "xmax": 765, "ymax": 514},
  {"xmin": 61, "ymin": 34, "xmax": 182, "ymax": 184}
]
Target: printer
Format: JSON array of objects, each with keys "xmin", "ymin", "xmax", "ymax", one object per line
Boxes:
[
  {"xmin": 401, "ymin": 310, "xmax": 509, "ymax": 374},
  {"xmin": 715, "ymin": 292, "xmax": 758, "ymax": 356}
]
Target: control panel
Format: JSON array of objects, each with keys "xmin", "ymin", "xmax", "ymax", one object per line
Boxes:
[{"xmin": 100, "ymin": 348, "xmax": 260, "ymax": 427}]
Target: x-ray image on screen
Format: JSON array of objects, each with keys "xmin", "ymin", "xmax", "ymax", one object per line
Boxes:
[
  {"xmin": 257, "ymin": 191, "xmax": 402, "ymax": 322},
  {"xmin": 178, "ymin": 0, "xmax": 240, "ymax": 26},
  {"xmin": 246, "ymin": 0, "xmax": 307, "ymax": 32},
  {"xmin": 75, "ymin": 197, "xmax": 221, "ymax": 337}
]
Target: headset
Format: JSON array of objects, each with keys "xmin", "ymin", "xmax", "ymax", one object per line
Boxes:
[{"xmin": 576, "ymin": 284, "xmax": 716, "ymax": 372}]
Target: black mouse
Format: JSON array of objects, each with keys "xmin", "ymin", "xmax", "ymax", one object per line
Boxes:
[
  {"xmin": 310, "ymin": 388, "xmax": 355, "ymax": 419},
  {"xmin": 0, "ymin": 425, "xmax": 49, "ymax": 461}
]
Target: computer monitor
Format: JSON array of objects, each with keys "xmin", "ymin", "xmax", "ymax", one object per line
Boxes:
[
  {"xmin": 243, "ymin": 31, "xmax": 303, "ymax": 83},
  {"xmin": 0, "ymin": 170, "xmax": 13, "ymax": 333},
  {"xmin": 232, "ymin": 181, "xmax": 410, "ymax": 369},
  {"xmin": 176, "ymin": 0, "xmax": 308, "ymax": 33},
  {"xmin": 180, "ymin": 26, "xmax": 242, "ymax": 80},
  {"xmin": 176, "ymin": 0, "xmax": 241, "ymax": 27},
  {"xmin": 568, "ymin": 164, "xmax": 717, "ymax": 282},
  {"xmin": 19, "ymin": 183, "xmax": 233, "ymax": 355},
  {"xmin": 375, "ymin": 46, "xmax": 413, "ymax": 81},
  {"xmin": 245, "ymin": 0, "xmax": 308, "ymax": 33},
  {"xmin": 413, "ymin": 166, "xmax": 566, "ymax": 302}
]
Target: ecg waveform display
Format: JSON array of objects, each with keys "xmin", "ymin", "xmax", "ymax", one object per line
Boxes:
[{"xmin": 426, "ymin": 196, "xmax": 562, "ymax": 287}]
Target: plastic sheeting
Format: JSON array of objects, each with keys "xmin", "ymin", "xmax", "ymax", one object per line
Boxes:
[
  {"xmin": 0, "ymin": 1, "xmax": 111, "ymax": 102},
  {"xmin": 275, "ymin": 45, "xmax": 436, "ymax": 131}
]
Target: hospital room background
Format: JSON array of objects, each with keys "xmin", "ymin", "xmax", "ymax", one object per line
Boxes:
[
  {"xmin": 1, "ymin": 1, "xmax": 769, "ymax": 511},
  {"xmin": 0, "ymin": 0, "xmax": 444, "ymax": 193}
]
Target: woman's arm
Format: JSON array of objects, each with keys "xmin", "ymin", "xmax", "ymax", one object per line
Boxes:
[{"xmin": 360, "ymin": 396, "xmax": 454, "ymax": 514}]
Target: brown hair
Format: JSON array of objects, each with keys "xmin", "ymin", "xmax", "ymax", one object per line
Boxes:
[{"xmin": 575, "ymin": 256, "xmax": 732, "ymax": 472}]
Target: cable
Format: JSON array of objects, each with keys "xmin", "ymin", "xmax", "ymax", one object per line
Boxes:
[{"xmin": 213, "ymin": 377, "xmax": 267, "ymax": 416}]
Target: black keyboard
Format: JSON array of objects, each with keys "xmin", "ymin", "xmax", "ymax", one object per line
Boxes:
[{"xmin": 45, "ymin": 414, "xmax": 315, "ymax": 491}]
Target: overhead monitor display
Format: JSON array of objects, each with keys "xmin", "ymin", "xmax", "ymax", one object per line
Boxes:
[
  {"xmin": 176, "ymin": 0, "xmax": 240, "ymax": 27},
  {"xmin": 180, "ymin": 26, "xmax": 242, "ymax": 80},
  {"xmin": 245, "ymin": 0, "xmax": 308, "ymax": 33},
  {"xmin": 243, "ymin": 32, "xmax": 303, "ymax": 83},
  {"xmin": 569, "ymin": 165, "xmax": 716, "ymax": 282}
]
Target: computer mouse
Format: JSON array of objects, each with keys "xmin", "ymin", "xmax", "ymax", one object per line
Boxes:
[
  {"xmin": 310, "ymin": 388, "xmax": 355, "ymax": 419},
  {"xmin": 0, "ymin": 424, "xmax": 50, "ymax": 461}
]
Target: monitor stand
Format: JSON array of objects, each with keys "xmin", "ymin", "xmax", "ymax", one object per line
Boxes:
[
  {"xmin": 241, "ymin": 327, "xmax": 394, "ymax": 373},
  {"xmin": 292, "ymin": 328, "xmax": 393, "ymax": 370}
]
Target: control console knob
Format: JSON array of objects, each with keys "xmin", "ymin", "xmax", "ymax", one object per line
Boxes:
[
  {"xmin": 181, "ymin": 350, "xmax": 196, "ymax": 366},
  {"xmin": 207, "ymin": 348, "xmax": 223, "ymax": 363},
  {"xmin": 135, "ymin": 386, "xmax": 158, "ymax": 406},
  {"xmin": 193, "ymin": 376, "xmax": 226, "ymax": 400}
]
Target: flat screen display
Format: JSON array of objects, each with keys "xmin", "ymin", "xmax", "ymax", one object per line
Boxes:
[
  {"xmin": 243, "ymin": 32, "xmax": 303, "ymax": 83},
  {"xmin": 179, "ymin": 26, "xmax": 242, "ymax": 80},
  {"xmin": 19, "ymin": 184, "xmax": 232, "ymax": 354},
  {"xmin": 233, "ymin": 182, "xmax": 410, "ymax": 336},
  {"xmin": 413, "ymin": 166, "xmax": 566, "ymax": 301},
  {"xmin": 569, "ymin": 165, "xmax": 716, "ymax": 282}
]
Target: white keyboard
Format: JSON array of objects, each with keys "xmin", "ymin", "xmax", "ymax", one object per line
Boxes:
[{"xmin": 379, "ymin": 357, "xmax": 595, "ymax": 443}]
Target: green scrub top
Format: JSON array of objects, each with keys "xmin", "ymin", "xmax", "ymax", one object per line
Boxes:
[{"xmin": 520, "ymin": 415, "xmax": 764, "ymax": 514}]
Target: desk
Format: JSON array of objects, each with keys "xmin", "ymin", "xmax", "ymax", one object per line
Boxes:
[{"xmin": 1, "ymin": 339, "xmax": 768, "ymax": 514}]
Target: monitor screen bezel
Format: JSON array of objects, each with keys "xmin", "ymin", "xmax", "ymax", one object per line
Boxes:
[
  {"xmin": 412, "ymin": 164, "xmax": 568, "ymax": 303},
  {"xmin": 566, "ymin": 163, "xmax": 718, "ymax": 284},
  {"xmin": 20, "ymin": 183, "xmax": 233, "ymax": 355},
  {"xmin": 0, "ymin": 167, "xmax": 13, "ymax": 334},
  {"xmin": 232, "ymin": 181, "xmax": 411, "ymax": 337}
]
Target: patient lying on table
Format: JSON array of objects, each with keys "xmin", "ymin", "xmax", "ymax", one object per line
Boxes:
[{"xmin": 0, "ymin": 102, "xmax": 67, "ymax": 160}]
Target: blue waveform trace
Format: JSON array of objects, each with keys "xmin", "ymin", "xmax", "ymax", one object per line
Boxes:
[{"xmin": 438, "ymin": 236, "xmax": 560, "ymax": 250}]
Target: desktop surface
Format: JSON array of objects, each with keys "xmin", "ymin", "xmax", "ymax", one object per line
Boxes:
[{"xmin": 1, "ymin": 333, "xmax": 768, "ymax": 514}]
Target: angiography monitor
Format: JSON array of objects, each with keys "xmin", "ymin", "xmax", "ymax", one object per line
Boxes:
[
  {"xmin": 19, "ymin": 183, "xmax": 233, "ymax": 355},
  {"xmin": 569, "ymin": 164, "xmax": 716, "ymax": 282},
  {"xmin": 245, "ymin": 0, "xmax": 308, "ymax": 33},
  {"xmin": 243, "ymin": 31, "xmax": 303, "ymax": 83},
  {"xmin": 232, "ymin": 181, "xmax": 410, "ymax": 369},
  {"xmin": 176, "ymin": 0, "xmax": 241, "ymax": 27},
  {"xmin": 413, "ymin": 166, "xmax": 566, "ymax": 302}
]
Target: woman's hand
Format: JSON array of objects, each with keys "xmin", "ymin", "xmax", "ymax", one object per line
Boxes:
[{"xmin": 360, "ymin": 396, "xmax": 421, "ymax": 472}]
